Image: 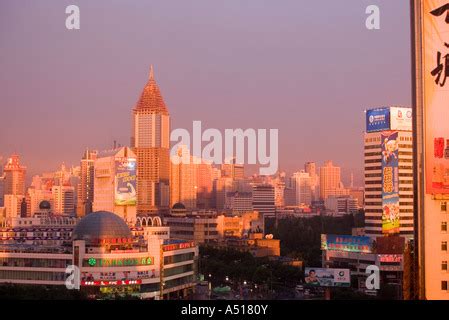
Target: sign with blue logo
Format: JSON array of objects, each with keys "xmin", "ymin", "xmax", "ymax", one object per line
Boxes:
[{"xmin": 366, "ymin": 108, "xmax": 391, "ymax": 132}]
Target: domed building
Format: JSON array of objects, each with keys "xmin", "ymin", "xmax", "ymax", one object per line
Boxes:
[
  {"xmin": 72, "ymin": 211, "xmax": 132, "ymax": 245},
  {"xmin": 170, "ymin": 202, "xmax": 187, "ymax": 217}
]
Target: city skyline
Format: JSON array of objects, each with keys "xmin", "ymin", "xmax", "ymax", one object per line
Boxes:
[{"xmin": 0, "ymin": 0, "xmax": 411, "ymax": 185}]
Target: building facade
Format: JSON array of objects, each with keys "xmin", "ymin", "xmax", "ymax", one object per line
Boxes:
[{"xmin": 131, "ymin": 66, "xmax": 170, "ymax": 214}]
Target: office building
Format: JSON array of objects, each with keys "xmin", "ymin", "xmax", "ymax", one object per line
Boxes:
[
  {"xmin": 131, "ymin": 66, "xmax": 170, "ymax": 214},
  {"xmin": 93, "ymin": 146, "xmax": 137, "ymax": 224},
  {"xmin": 364, "ymin": 107, "xmax": 414, "ymax": 239}
]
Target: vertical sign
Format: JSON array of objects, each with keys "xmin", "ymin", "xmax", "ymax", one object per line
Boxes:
[
  {"xmin": 381, "ymin": 131, "xmax": 400, "ymax": 234},
  {"xmin": 115, "ymin": 157, "xmax": 137, "ymax": 205},
  {"xmin": 423, "ymin": 0, "xmax": 449, "ymax": 195}
]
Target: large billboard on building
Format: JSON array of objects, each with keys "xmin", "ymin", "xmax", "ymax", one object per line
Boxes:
[
  {"xmin": 421, "ymin": 1, "xmax": 449, "ymax": 195},
  {"xmin": 114, "ymin": 157, "xmax": 137, "ymax": 206},
  {"xmin": 304, "ymin": 268, "xmax": 350, "ymax": 287},
  {"xmin": 381, "ymin": 131, "xmax": 400, "ymax": 234},
  {"xmin": 320, "ymin": 234, "xmax": 373, "ymax": 253},
  {"xmin": 390, "ymin": 107, "xmax": 413, "ymax": 131},
  {"xmin": 366, "ymin": 107, "xmax": 391, "ymax": 132}
]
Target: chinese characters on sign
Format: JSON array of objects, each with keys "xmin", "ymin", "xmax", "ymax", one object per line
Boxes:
[
  {"xmin": 430, "ymin": 4, "xmax": 449, "ymax": 86},
  {"xmin": 381, "ymin": 131, "xmax": 400, "ymax": 234},
  {"xmin": 425, "ymin": 1, "xmax": 449, "ymax": 195}
]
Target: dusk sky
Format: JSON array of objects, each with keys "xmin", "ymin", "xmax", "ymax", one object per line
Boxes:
[{"xmin": 0, "ymin": 0, "xmax": 412, "ymax": 186}]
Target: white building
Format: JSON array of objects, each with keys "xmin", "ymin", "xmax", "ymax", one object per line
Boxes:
[
  {"xmin": 93, "ymin": 147, "xmax": 137, "ymax": 224},
  {"xmin": 291, "ymin": 171, "xmax": 312, "ymax": 206},
  {"xmin": 364, "ymin": 107, "xmax": 413, "ymax": 239}
]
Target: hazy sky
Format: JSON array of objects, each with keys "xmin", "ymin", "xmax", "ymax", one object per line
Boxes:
[{"xmin": 0, "ymin": 0, "xmax": 412, "ymax": 186}]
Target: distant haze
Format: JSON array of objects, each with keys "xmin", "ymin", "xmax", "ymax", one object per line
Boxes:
[{"xmin": 0, "ymin": 0, "xmax": 412, "ymax": 187}]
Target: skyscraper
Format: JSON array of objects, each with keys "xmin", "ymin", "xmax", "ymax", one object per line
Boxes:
[
  {"xmin": 319, "ymin": 161, "xmax": 346, "ymax": 200},
  {"xmin": 305, "ymin": 161, "xmax": 319, "ymax": 201},
  {"xmin": 3, "ymin": 154, "xmax": 26, "ymax": 196},
  {"xmin": 77, "ymin": 149, "xmax": 97, "ymax": 217},
  {"xmin": 131, "ymin": 66, "xmax": 170, "ymax": 214},
  {"xmin": 364, "ymin": 107, "xmax": 413, "ymax": 238},
  {"xmin": 170, "ymin": 145, "xmax": 197, "ymax": 210},
  {"xmin": 93, "ymin": 146, "xmax": 137, "ymax": 223},
  {"xmin": 291, "ymin": 171, "xmax": 312, "ymax": 206}
]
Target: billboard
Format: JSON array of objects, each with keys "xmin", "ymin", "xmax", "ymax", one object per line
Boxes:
[
  {"xmin": 304, "ymin": 268, "xmax": 350, "ymax": 287},
  {"xmin": 114, "ymin": 157, "xmax": 137, "ymax": 206},
  {"xmin": 390, "ymin": 107, "xmax": 413, "ymax": 131},
  {"xmin": 320, "ymin": 234, "xmax": 373, "ymax": 253},
  {"xmin": 421, "ymin": 0, "xmax": 449, "ymax": 195},
  {"xmin": 366, "ymin": 108, "xmax": 391, "ymax": 132},
  {"xmin": 381, "ymin": 131, "xmax": 400, "ymax": 234}
]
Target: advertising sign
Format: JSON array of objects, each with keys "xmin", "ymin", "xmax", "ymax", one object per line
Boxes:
[
  {"xmin": 390, "ymin": 107, "xmax": 413, "ymax": 131},
  {"xmin": 381, "ymin": 131, "xmax": 400, "ymax": 234},
  {"xmin": 115, "ymin": 157, "xmax": 137, "ymax": 205},
  {"xmin": 320, "ymin": 234, "xmax": 373, "ymax": 253},
  {"xmin": 421, "ymin": 0, "xmax": 449, "ymax": 195},
  {"xmin": 366, "ymin": 108, "xmax": 391, "ymax": 132},
  {"xmin": 304, "ymin": 268, "xmax": 350, "ymax": 287}
]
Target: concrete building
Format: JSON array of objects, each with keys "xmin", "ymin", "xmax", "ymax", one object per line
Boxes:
[
  {"xmin": 225, "ymin": 191, "xmax": 253, "ymax": 214},
  {"xmin": 0, "ymin": 211, "xmax": 198, "ymax": 299},
  {"xmin": 252, "ymin": 184, "xmax": 275, "ymax": 219},
  {"xmin": 170, "ymin": 145, "xmax": 197, "ymax": 210},
  {"xmin": 364, "ymin": 107, "xmax": 414, "ymax": 239},
  {"xmin": 325, "ymin": 196, "xmax": 358, "ymax": 215},
  {"xmin": 3, "ymin": 154, "xmax": 26, "ymax": 196},
  {"xmin": 52, "ymin": 185, "xmax": 75, "ymax": 215},
  {"xmin": 131, "ymin": 66, "xmax": 170, "ymax": 214},
  {"xmin": 291, "ymin": 171, "xmax": 313, "ymax": 206},
  {"xmin": 319, "ymin": 161, "xmax": 347, "ymax": 200},
  {"xmin": 93, "ymin": 147, "xmax": 137, "ymax": 224},
  {"xmin": 77, "ymin": 149, "xmax": 97, "ymax": 217}
]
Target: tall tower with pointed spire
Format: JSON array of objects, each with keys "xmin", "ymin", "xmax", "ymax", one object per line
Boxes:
[{"xmin": 131, "ymin": 66, "xmax": 170, "ymax": 214}]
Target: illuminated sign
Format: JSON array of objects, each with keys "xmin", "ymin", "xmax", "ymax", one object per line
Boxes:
[
  {"xmin": 366, "ymin": 108, "xmax": 390, "ymax": 132},
  {"xmin": 84, "ymin": 256, "xmax": 154, "ymax": 267},
  {"xmin": 389, "ymin": 107, "xmax": 412, "ymax": 131},
  {"xmin": 378, "ymin": 254, "xmax": 403, "ymax": 263},
  {"xmin": 420, "ymin": 1, "xmax": 449, "ymax": 195},
  {"xmin": 82, "ymin": 279, "xmax": 142, "ymax": 286},
  {"xmin": 321, "ymin": 234, "xmax": 373, "ymax": 253},
  {"xmin": 163, "ymin": 241, "xmax": 195, "ymax": 252},
  {"xmin": 381, "ymin": 131, "xmax": 400, "ymax": 234},
  {"xmin": 304, "ymin": 268, "xmax": 350, "ymax": 287},
  {"xmin": 115, "ymin": 157, "xmax": 137, "ymax": 205}
]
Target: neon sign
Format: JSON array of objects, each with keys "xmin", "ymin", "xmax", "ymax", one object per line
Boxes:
[{"xmin": 84, "ymin": 256, "xmax": 153, "ymax": 267}]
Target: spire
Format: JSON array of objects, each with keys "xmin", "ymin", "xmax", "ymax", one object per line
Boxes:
[
  {"xmin": 134, "ymin": 65, "xmax": 168, "ymax": 114},
  {"xmin": 149, "ymin": 65, "xmax": 154, "ymax": 80}
]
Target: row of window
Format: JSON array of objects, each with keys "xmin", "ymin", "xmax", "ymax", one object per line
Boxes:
[{"xmin": 0, "ymin": 258, "xmax": 71, "ymax": 268}]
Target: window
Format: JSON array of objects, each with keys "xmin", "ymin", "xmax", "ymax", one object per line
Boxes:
[
  {"xmin": 443, "ymin": 222, "xmax": 448, "ymax": 232},
  {"xmin": 442, "ymin": 202, "xmax": 448, "ymax": 212},
  {"xmin": 442, "ymin": 281, "xmax": 448, "ymax": 291},
  {"xmin": 442, "ymin": 261, "xmax": 448, "ymax": 271},
  {"xmin": 442, "ymin": 242, "xmax": 448, "ymax": 251}
]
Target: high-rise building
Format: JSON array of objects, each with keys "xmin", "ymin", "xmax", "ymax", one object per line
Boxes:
[
  {"xmin": 93, "ymin": 146, "xmax": 137, "ymax": 224},
  {"xmin": 319, "ymin": 161, "xmax": 346, "ymax": 200},
  {"xmin": 221, "ymin": 159, "xmax": 244, "ymax": 180},
  {"xmin": 131, "ymin": 66, "xmax": 170, "ymax": 214},
  {"xmin": 0, "ymin": 175, "xmax": 4, "ymax": 207},
  {"xmin": 412, "ymin": 0, "xmax": 449, "ymax": 300},
  {"xmin": 305, "ymin": 162, "xmax": 319, "ymax": 200},
  {"xmin": 3, "ymin": 154, "xmax": 26, "ymax": 196},
  {"xmin": 252, "ymin": 184, "xmax": 275, "ymax": 220},
  {"xmin": 225, "ymin": 191, "xmax": 253, "ymax": 214},
  {"xmin": 196, "ymin": 161, "xmax": 214, "ymax": 209},
  {"xmin": 291, "ymin": 171, "xmax": 312, "ymax": 206},
  {"xmin": 77, "ymin": 149, "xmax": 97, "ymax": 217},
  {"xmin": 170, "ymin": 145, "xmax": 197, "ymax": 210},
  {"xmin": 52, "ymin": 185, "xmax": 75, "ymax": 215},
  {"xmin": 4, "ymin": 194, "xmax": 24, "ymax": 219},
  {"xmin": 363, "ymin": 107, "xmax": 413, "ymax": 239}
]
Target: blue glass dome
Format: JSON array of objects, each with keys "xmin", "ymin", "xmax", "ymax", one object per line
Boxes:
[{"xmin": 72, "ymin": 211, "xmax": 131, "ymax": 242}]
